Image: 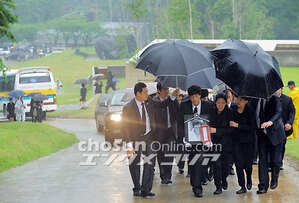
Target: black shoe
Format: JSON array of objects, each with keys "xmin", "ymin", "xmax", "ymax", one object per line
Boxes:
[
  {"xmin": 186, "ymin": 174, "xmax": 191, "ymax": 178},
  {"xmin": 253, "ymin": 160, "xmax": 258, "ymax": 165},
  {"xmin": 270, "ymin": 182, "xmax": 278, "ymax": 190},
  {"xmin": 208, "ymin": 175, "xmax": 214, "ymax": 182},
  {"xmin": 222, "ymin": 180, "xmax": 228, "ymax": 190},
  {"xmin": 214, "ymin": 188, "xmax": 222, "ymax": 195},
  {"xmin": 280, "ymin": 165, "xmax": 284, "ymax": 170},
  {"xmin": 161, "ymin": 179, "xmax": 168, "ymax": 184},
  {"xmin": 179, "ymin": 168, "xmax": 184, "ymax": 174},
  {"xmin": 236, "ymin": 187, "xmax": 247, "ymax": 194},
  {"xmin": 230, "ymin": 168, "xmax": 235, "ymax": 175},
  {"xmin": 141, "ymin": 192, "xmax": 155, "ymax": 198},
  {"xmin": 193, "ymin": 188, "xmax": 203, "ymax": 198},
  {"xmin": 133, "ymin": 191, "xmax": 141, "ymax": 196},
  {"xmin": 257, "ymin": 189, "xmax": 267, "ymax": 194},
  {"xmin": 167, "ymin": 179, "xmax": 173, "ymax": 184},
  {"xmin": 268, "ymin": 167, "xmax": 272, "ymax": 172},
  {"xmin": 247, "ymin": 179, "xmax": 252, "ymax": 190}
]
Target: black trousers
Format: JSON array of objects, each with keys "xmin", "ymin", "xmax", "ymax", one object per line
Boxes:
[
  {"xmin": 128, "ymin": 134, "xmax": 156, "ymax": 193},
  {"xmin": 189, "ymin": 146, "xmax": 208, "ymax": 191},
  {"xmin": 213, "ymin": 150, "xmax": 230, "ymax": 189},
  {"xmin": 233, "ymin": 142, "xmax": 255, "ymax": 188},
  {"xmin": 258, "ymin": 131, "xmax": 283, "ymax": 190},
  {"xmin": 156, "ymin": 128, "xmax": 175, "ymax": 181},
  {"xmin": 176, "ymin": 138, "xmax": 190, "ymax": 174}
]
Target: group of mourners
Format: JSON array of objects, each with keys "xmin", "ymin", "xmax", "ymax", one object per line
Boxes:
[
  {"xmin": 123, "ymin": 81, "xmax": 298, "ymax": 198},
  {"xmin": 4, "ymin": 96, "xmax": 43, "ymax": 122}
]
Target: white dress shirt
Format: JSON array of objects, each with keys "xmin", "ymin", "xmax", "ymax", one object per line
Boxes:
[{"xmin": 192, "ymin": 101, "xmax": 201, "ymax": 116}]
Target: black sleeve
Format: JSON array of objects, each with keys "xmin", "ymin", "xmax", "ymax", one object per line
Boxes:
[
  {"xmin": 150, "ymin": 96, "xmax": 174, "ymax": 109},
  {"xmin": 287, "ymin": 97, "xmax": 296, "ymax": 125},
  {"xmin": 270, "ymin": 95, "xmax": 282, "ymax": 123},
  {"xmin": 238, "ymin": 108, "xmax": 256, "ymax": 132},
  {"xmin": 177, "ymin": 103, "xmax": 185, "ymax": 141}
]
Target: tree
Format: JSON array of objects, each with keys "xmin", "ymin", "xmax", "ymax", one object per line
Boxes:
[
  {"xmin": 125, "ymin": 0, "xmax": 147, "ymax": 49},
  {"xmin": 0, "ymin": 0, "xmax": 18, "ymax": 76}
]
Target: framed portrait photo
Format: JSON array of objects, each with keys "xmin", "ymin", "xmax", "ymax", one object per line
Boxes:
[{"xmin": 184, "ymin": 114, "xmax": 211, "ymax": 145}]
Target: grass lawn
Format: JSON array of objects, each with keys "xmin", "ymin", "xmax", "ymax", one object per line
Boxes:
[
  {"xmin": 0, "ymin": 122, "xmax": 78, "ymax": 172},
  {"xmin": 286, "ymin": 139, "xmax": 299, "ymax": 161},
  {"xmin": 47, "ymin": 107, "xmax": 95, "ymax": 119},
  {"xmin": 11, "ymin": 49, "xmax": 126, "ymax": 105}
]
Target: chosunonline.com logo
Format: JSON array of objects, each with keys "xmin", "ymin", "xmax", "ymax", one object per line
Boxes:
[{"xmin": 78, "ymin": 139, "xmax": 221, "ymax": 166}]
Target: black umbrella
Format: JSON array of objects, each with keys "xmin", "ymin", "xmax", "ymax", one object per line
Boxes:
[
  {"xmin": 212, "ymin": 39, "xmax": 283, "ymax": 99},
  {"xmin": 136, "ymin": 39, "xmax": 213, "ymax": 88},
  {"xmin": 8, "ymin": 90, "xmax": 26, "ymax": 98},
  {"xmin": 74, "ymin": 78, "xmax": 91, "ymax": 84},
  {"xmin": 30, "ymin": 93, "xmax": 49, "ymax": 101},
  {"xmin": 155, "ymin": 68, "xmax": 223, "ymax": 91}
]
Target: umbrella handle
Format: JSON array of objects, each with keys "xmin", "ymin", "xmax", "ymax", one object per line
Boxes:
[{"xmin": 176, "ymin": 76, "xmax": 178, "ymax": 89}]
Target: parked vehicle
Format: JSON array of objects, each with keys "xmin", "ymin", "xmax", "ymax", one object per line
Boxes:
[{"xmin": 95, "ymin": 90, "xmax": 129, "ymax": 143}]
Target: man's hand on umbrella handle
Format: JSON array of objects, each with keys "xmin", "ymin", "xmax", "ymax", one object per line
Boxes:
[
  {"xmin": 172, "ymin": 89, "xmax": 180, "ymax": 97},
  {"xmin": 285, "ymin": 123, "xmax": 292, "ymax": 131},
  {"xmin": 261, "ymin": 121, "xmax": 273, "ymax": 129},
  {"xmin": 127, "ymin": 147, "xmax": 135, "ymax": 159}
]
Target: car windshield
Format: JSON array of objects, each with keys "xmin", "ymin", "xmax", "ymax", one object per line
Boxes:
[
  {"xmin": 19, "ymin": 72, "xmax": 51, "ymax": 84},
  {"xmin": 110, "ymin": 92, "xmax": 127, "ymax": 106}
]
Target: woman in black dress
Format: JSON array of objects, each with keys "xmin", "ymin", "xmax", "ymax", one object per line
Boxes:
[
  {"xmin": 6, "ymin": 98, "xmax": 15, "ymax": 122},
  {"xmin": 80, "ymin": 83, "xmax": 87, "ymax": 109},
  {"xmin": 230, "ymin": 96, "xmax": 256, "ymax": 194},
  {"xmin": 210, "ymin": 93, "xmax": 233, "ymax": 195}
]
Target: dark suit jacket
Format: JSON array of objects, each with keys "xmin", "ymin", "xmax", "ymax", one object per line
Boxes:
[
  {"xmin": 177, "ymin": 99, "xmax": 213, "ymax": 142},
  {"xmin": 231, "ymin": 105, "xmax": 256, "ymax": 144},
  {"xmin": 280, "ymin": 94, "xmax": 296, "ymax": 137},
  {"xmin": 259, "ymin": 94, "xmax": 285, "ymax": 146},
  {"xmin": 210, "ymin": 106, "xmax": 233, "ymax": 151},
  {"xmin": 154, "ymin": 97, "xmax": 179, "ymax": 142},
  {"xmin": 122, "ymin": 96, "xmax": 174, "ymax": 143}
]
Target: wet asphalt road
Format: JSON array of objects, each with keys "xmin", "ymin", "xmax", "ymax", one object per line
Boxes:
[{"xmin": 0, "ymin": 118, "xmax": 299, "ymax": 203}]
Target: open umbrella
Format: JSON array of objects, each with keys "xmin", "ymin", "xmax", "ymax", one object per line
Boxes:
[
  {"xmin": 91, "ymin": 74, "xmax": 105, "ymax": 80},
  {"xmin": 156, "ymin": 67, "xmax": 222, "ymax": 91},
  {"xmin": 8, "ymin": 90, "xmax": 26, "ymax": 98},
  {"xmin": 121, "ymin": 82, "xmax": 157, "ymax": 102},
  {"xmin": 30, "ymin": 93, "xmax": 49, "ymax": 101},
  {"xmin": 112, "ymin": 78, "xmax": 120, "ymax": 83},
  {"xmin": 74, "ymin": 78, "xmax": 91, "ymax": 84},
  {"xmin": 27, "ymin": 92, "xmax": 40, "ymax": 97},
  {"xmin": 212, "ymin": 39, "xmax": 283, "ymax": 99},
  {"xmin": 136, "ymin": 39, "xmax": 213, "ymax": 88}
]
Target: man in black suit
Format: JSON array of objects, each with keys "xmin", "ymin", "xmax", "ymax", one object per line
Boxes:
[
  {"xmin": 276, "ymin": 88, "xmax": 295, "ymax": 170},
  {"xmin": 177, "ymin": 85, "xmax": 213, "ymax": 197},
  {"xmin": 154, "ymin": 82, "xmax": 179, "ymax": 184},
  {"xmin": 122, "ymin": 82, "xmax": 180, "ymax": 198},
  {"xmin": 256, "ymin": 94, "xmax": 285, "ymax": 194}
]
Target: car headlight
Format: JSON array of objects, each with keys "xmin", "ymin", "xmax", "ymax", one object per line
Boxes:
[{"xmin": 110, "ymin": 113, "xmax": 122, "ymax": 122}]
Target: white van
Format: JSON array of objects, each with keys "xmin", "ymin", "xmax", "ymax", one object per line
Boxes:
[{"xmin": 0, "ymin": 67, "xmax": 57, "ymax": 119}]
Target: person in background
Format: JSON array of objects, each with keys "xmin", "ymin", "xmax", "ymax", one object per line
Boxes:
[
  {"xmin": 34, "ymin": 100, "xmax": 43, "ymax": 122},
  {"xmin": 177, "ymin": 94, "xmax": 184, "ymax": 104},
  {"xmin": 224, "ymin": 89, "xmax": 236, "ymax": 175},
  {"xmin": 287, "ymin": 81, "xmax": 299, "ymax": 139},
  {"xmin": 30, "ymin": 99, "xmax": 35, "ymax": 122},
  {"xmin": 149, "ymin": 92, "xmax": 159, "ymax": 99},
  {"xmin": 275, "ymin": 88, "xmax": 295, "ymax": 170},
  {"xmin": 230, "ymin": 96, "xmax": 256, "ymax": 194},
  {"xmin": 105, "ymin": 71, "xmax": 116, "ymax": 93},
  {"xmin": 6, "ymin": 98, "xmax": 15, "ymax": 122},
  {"xmin": 94, "ymin": 79, "xmax": 103, "ymax": 94},
  {"xmin": 80, "ymin": 83, "xmax": 87, "ymax": 109},
  {"xmin": 210, "ymin": 93, "xmax": 233, "ymax": 195},
  {"xmin": 15, "ymin": 96, "xmax": 26, "ymax": 122},
  {"xmin": 154, "ymin": 82, "xmax": 179, "ymax": 185}
]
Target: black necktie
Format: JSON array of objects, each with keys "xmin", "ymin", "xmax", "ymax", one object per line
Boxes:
[
  {"xmin": 141, "ymin": 103, "xmax": 146, "ymax": 134},
  {"xmin": 194, "ymin": 107, "xmax": 198, "ymax": 114}
]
